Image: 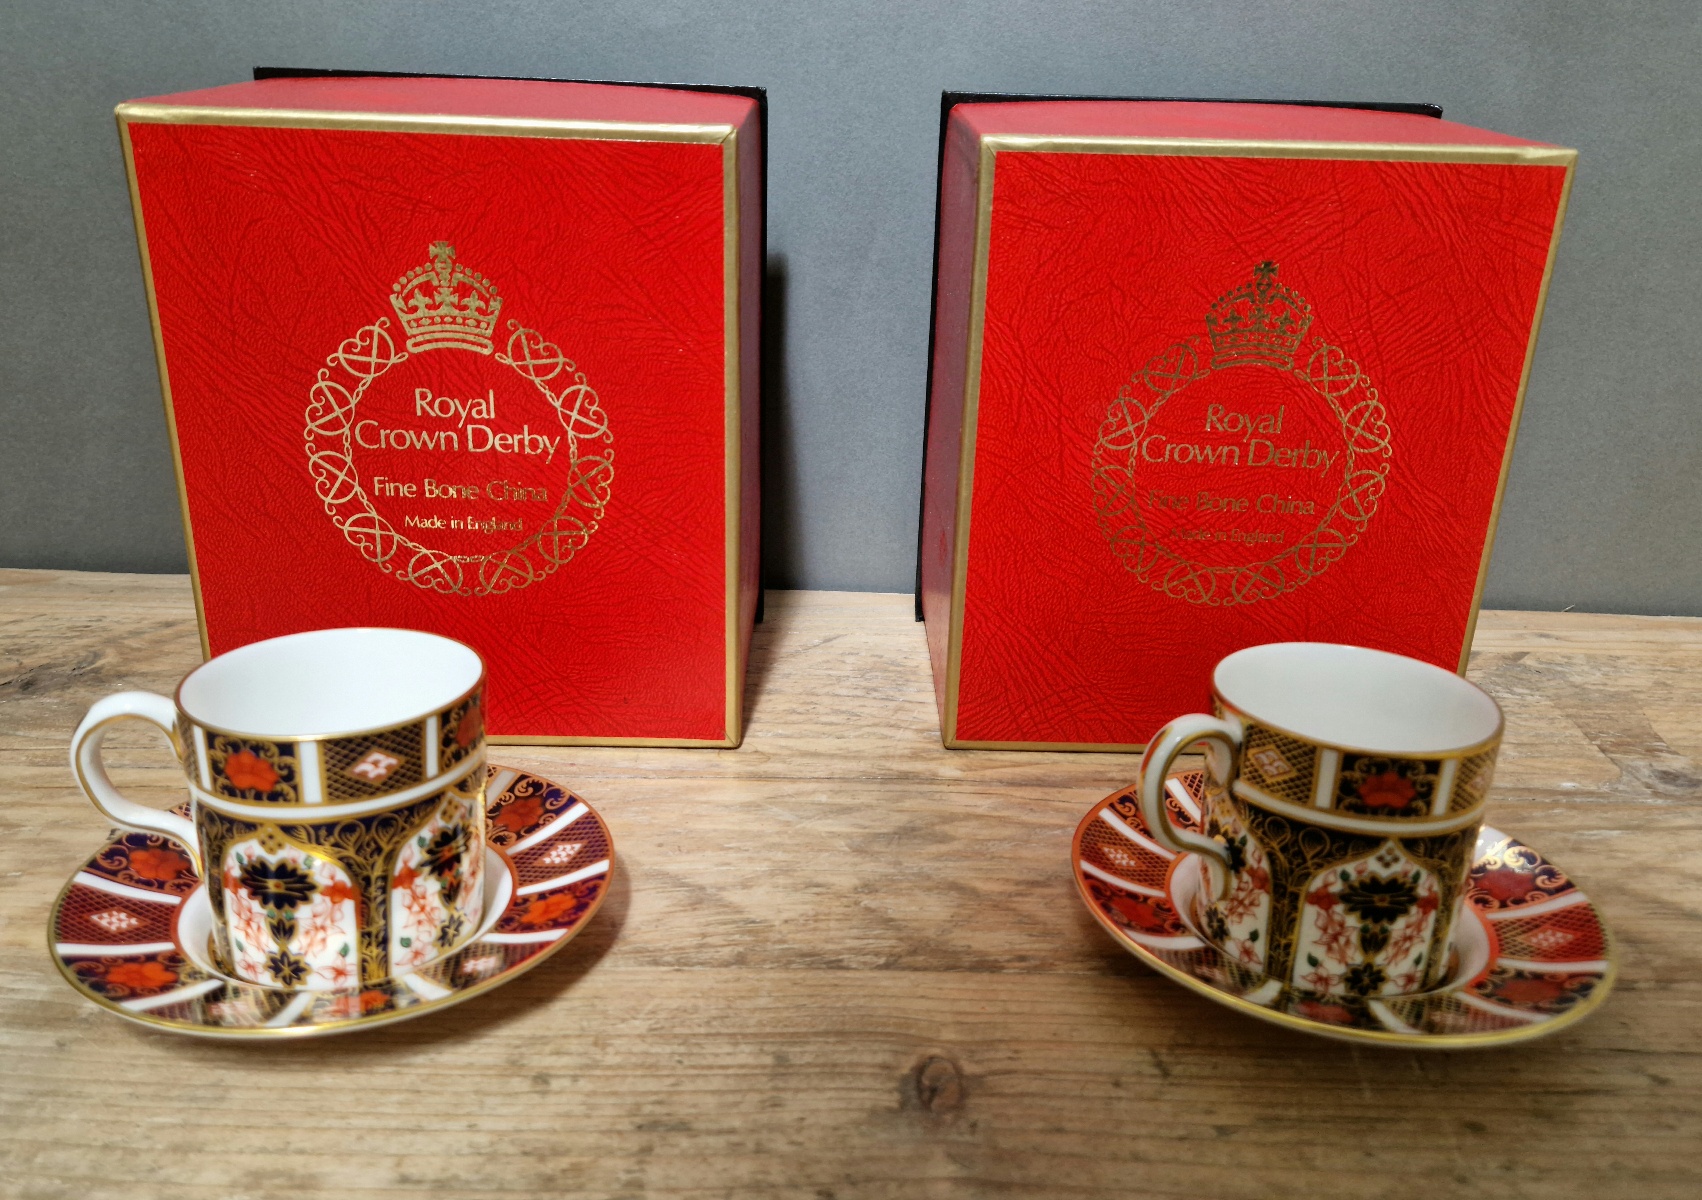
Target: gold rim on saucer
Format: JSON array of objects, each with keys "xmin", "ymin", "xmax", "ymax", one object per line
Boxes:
[
  {"xmin": 1072, "ymin": 770, "xmax": 1616, "ymax": 1048},
  {"xmin": 48, "ymin": 766, "xmax": 611, "ymax": 1039}
]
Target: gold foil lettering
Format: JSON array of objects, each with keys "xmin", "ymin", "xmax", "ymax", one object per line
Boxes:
[
  {"xmin": 486, "ymin": 479, "xmax": 549, "ymax": 502},
  {"xmin": 1203, "ymin": 404, "xmax": 1285, "ymax": 441},
  {"xmin": 354, "ymin": 420, "xmax": 460, "ymax": 452},
  {"xmin": 1247, "ymin": 438, "xmax": 1338, "ymax": 476},
  {"xmin": 465, "ymin": 424, "xmax": 560, "ymax": 463},
  {"xmin": 1140, "ymin": 435, "xmax": 1241, "ymax": 467},
  {"xmin": 413, "ymin": 388, "xmax": 496, "ymax": 428}
]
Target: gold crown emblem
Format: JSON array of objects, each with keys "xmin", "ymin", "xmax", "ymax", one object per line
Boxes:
[
  {"xmin": 389, "ymin": 242, "xmax": 503, "ymax": 354},
  {"xmin": 1203, "ymin": 261, "xmax": 1314, "ymax": 370}
]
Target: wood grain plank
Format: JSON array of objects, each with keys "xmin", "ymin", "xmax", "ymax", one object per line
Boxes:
[{"xmin": 0, "ymin": 570, "xmax": 1698, "ymax": 1199}]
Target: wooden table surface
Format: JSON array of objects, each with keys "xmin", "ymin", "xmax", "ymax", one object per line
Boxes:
[{"xmin": 1, "ymin": 569, "xmax": 1698, "ymax": 1198}]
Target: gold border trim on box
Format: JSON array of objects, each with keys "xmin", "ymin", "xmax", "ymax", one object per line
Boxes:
[
  {"xmin": 941, "ymin": 138, "xmax": 998, "ymax": 749},
  {"xmin": 118, "ymin": 117, "xmax": 210, "ymax": 658},
  {"xmin": 116, "ymin": 100, "xmax": 750, "ymax": 748},
  {"xmin": 947, "ymin": 737, "xmax": 1152, "ymax": 753},
  {"xmin": 1456, "ymin": 159, "xmax": 1577, "ymax": 670},
  {"xmin": 722, "ymin": 127, "xmax": 745, "ymax": 747},
  {"xmin": 937, "ymin": 132, "xmax": 1578, "ymax": 750},
  {"xmin": 978, "ymin": 134, "xmax": 1577, "ymax": 166},
  {"xmin": 114, "ymin": 103, "xmax": 734, "ymax": 145}
]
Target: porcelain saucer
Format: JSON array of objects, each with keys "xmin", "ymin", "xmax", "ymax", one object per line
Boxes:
[
  {"xmin": 1072, "ymin": 770, "xmax": 1617, "ymax": 1047},
  {"xmin": 49, "ymin": 766, "xmax": 611, "ymax": 1039}
]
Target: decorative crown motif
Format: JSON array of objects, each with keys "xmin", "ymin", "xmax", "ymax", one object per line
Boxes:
[
  {"xmin": 389, "ymin": 242, "xmax": 503, "ymax": 354},
  {"xmin": 1203, "ymin": 261, "xmax": 1314, "ymax": 370}
]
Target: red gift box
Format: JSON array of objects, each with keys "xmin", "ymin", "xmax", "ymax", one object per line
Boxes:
[
  {"xmin": 920, "ymin": 100, "xmax": 1574, "ymax": 749},
  {"xmin": 119, "ymin": 74, "xmax": 762, "ymax": 745}
]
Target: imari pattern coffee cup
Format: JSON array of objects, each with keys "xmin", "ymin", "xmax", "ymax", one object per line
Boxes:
[
  {"xmin": 1136, "ymin": 643, "xmax": 1503, "ymax": 999},
  {"xmin": 69, "ymin": 628, "xmax": 487, "ymax": 991}
]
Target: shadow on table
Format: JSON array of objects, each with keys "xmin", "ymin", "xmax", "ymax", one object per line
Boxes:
[
  {"xmin": 737, "ymin": 255, "xmax": 792, "ymax": 738},
  {"xmin": 740, "ymin": 604, "xmax": 785, "ymax": 737}
]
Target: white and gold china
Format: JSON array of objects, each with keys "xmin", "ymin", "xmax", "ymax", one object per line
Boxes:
[
  {"xmin": 50, "ymin": 767, "xmax": 610, "ymax": 1038},
  {"xmin": 1075, "ymin": 769, "xmax": 1615, "ymax": 1047}
]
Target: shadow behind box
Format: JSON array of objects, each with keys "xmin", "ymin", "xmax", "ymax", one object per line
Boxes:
[
  {"xmin": 120, "ymin": 67, "xmax": 766, "ymax": 745},
  {"xmin": 915, "ymin": 92, "xmax": 1575, "ymax": 750}
]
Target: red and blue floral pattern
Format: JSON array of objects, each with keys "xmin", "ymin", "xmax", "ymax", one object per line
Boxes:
[
  {"xmin": 1074, "ymin": 772, "xmax": 1616, "ymax": 1045},
  {"xmin": 49, "ymin": 767, "xmax": 610, "ymax": 1038}
]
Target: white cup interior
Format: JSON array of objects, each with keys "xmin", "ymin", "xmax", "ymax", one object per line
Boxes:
[
  {"xmin": 1214, "ymin": 642, "xmax": 1500, "ymax": 755},
  {"xmin": 177, "ymin": 627, "xmax": 482, "ymax": 738}
]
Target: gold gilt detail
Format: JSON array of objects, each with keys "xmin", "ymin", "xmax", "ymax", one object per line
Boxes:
[
  {"xmin": 321, "ymin": 723, "xmax": 428, "ymax": 802},
  {"xmin": 438, "ymin": 692, "xmax": 484, "ymax": 774},
  {"xmin": 197, "ymin": 790, "xmax": 448, "ymax": 985},
  {"xmin": 304, "ymin": 244, "xmax": 614, "ymax": 598},
  {"xmin": 1090, "ymin": 261, "xmax": 1393, "ymax": 607},
  {"xmin": 390, "ymin": 241, "xmax": 502, "ymax": 354},
  {"xmin": 1224, "ymin": 793, "xmax": 1477, "ymax": 989},
  {"xmin": 1455, "ymin": 748, "xmax": 1498, "ymax": 810},
  {"xmin": 1335, "ymin": 753, "xmax": 1444, "ymax": 820},
  {"xmin": 206, "ymin": 735, "xmax": 300, "ymax": 804},
  {"xmin": 1240, "ymin": 722, "xmax": 1319, "ymax": 810}
]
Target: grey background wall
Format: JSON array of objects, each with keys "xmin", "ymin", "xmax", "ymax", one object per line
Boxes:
[{"xmin": 2, "ymin": 1, "xmax": 1697, "ymax": 614}]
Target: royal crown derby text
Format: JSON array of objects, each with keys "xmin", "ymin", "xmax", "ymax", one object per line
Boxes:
[
  {"xmin": 354, "ymin": 388, "xmax": 562, "ymax": 463},
  {"xmin": 355, "ymin": 389, "xmax": 561, "ymax": 536},
  {"xmin": 1138, "ymin": 404, "xmax": 1338, "ymax": 477},
  {"xmin": 1142, "ymin": 405, "xmax": 1336, "ymax": 536}
]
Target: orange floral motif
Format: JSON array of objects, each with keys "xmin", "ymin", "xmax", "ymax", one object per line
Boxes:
[
  {"xmin": 455, "ymin": 701, "xmax": 481, "ymax": 748},
  {"xmin": 1220, "ymin": 870, "xmax": 1266, "ymax": 924},
  {"xmin": 359, "ymin": 989, "xmax": 390, "ymax": 1013},
  {"xmin": 1299, "ymin": 966, "xmax": 1335, "ymax": 993},
  {"xmin": 493, "ymin": 796, "xmax": 543, "ymax": 836},
  {"xmin": 399, "ymin": 883, "xmax": 437, "ymax": 926},
  {"xmin": 128, "ymin": 847, "xmax": 190, "ymax": 881},
  {"xmin": 322, "ymin": 879, "xmax": 360, "ymax": 907},
  {"xmin": 391, "ymin": 863, "xmax": 419, "ymax": 893},
  {"xmin": 1494, "ymin": 976, "xmax": 1567, "ymax": 1004},
  {"xmin": 224, "ymin": 749, "xmax": 280, "ymax": 792},
  {"xmin": 1294, "ymin": 999, "xmax": 1356, "ymax": 1025},
  {"xmin": 518, "ymin": 891, "xmax": 579, "ymax": 927},
  {"xmin": 105, "ymin": 961, "xmax": 177, "ymax": 991},
  {"xmin": 1356, "ymin": 770, "xmax": 1416, "ymax": 811},
  {"xmin": 1477, "ymin": 865, "xmax": 1535, "ymax": 903},
  {"xmin": 1109, "ymin": 894, "xmax": 1167, "ymax": 932}
]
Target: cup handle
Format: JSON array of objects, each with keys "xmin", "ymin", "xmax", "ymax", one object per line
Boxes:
[
  {"xmin": 70, "ymin": 691, "xmax": 200, "ymax": 873},
  {"xmin": 1137, "ymin": 713, "xmax": 1243, "ymax": 900}
]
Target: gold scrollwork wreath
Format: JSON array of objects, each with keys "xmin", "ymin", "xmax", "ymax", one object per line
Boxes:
[
  {"xmin": 304, "ymin": 319, "xmax": 614, "ymax": 596},
  {"xmin": 1089, "ymin": 337, "xmax": 1392, "ymax": 606}
]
